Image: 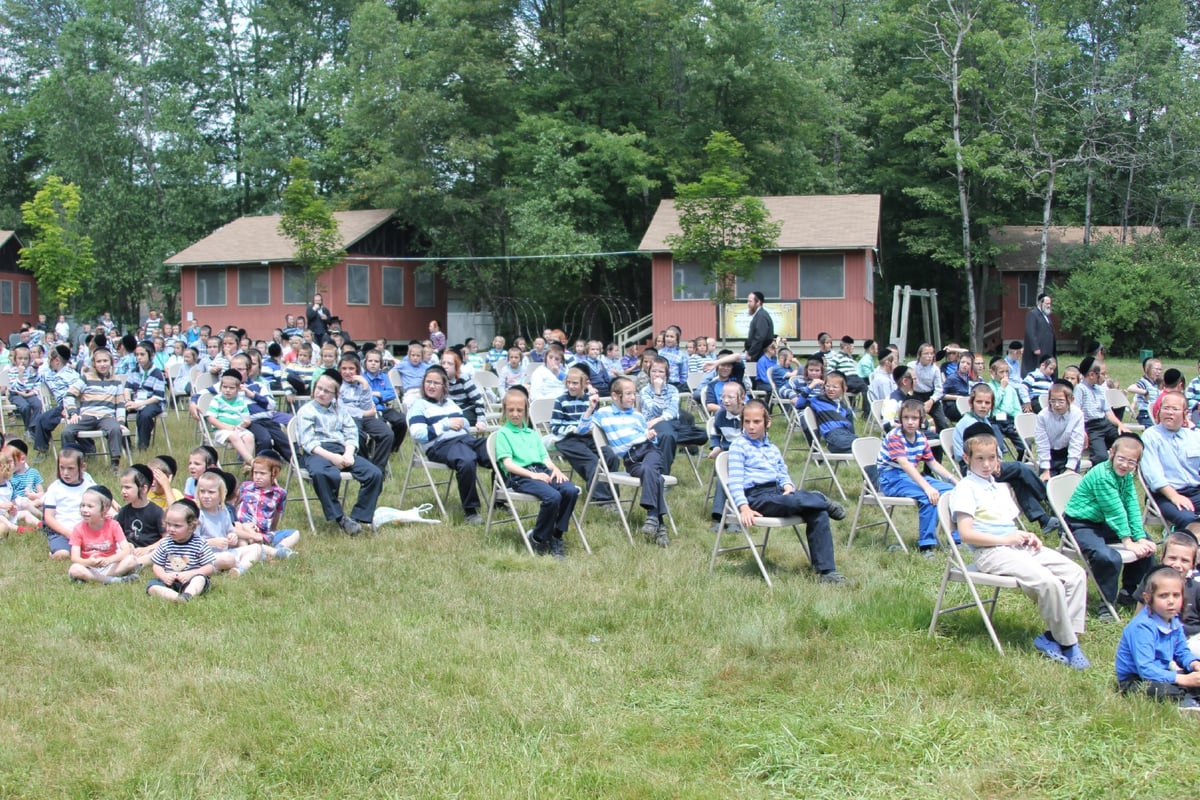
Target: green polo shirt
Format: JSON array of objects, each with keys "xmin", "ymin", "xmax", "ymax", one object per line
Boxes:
[
  {"xmin": 495, "ymin": 421, "xmax": 548, "ymax": 476},
  {"xmin": 1062, "ymin": 460, "xmax": 1145, "ymax": 541}
]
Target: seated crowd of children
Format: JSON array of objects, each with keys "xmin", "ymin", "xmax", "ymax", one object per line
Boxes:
[{"xmin": 12, "ymin": 317, "xmax": 1200, "ymax": 712}]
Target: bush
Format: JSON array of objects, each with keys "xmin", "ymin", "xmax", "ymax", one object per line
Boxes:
[{"xmin": 1054, "ymin": 229, "xmax": 1200, "ymax": 357}]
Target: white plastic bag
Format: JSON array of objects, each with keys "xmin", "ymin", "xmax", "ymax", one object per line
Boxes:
[{"xmin": 372, "ymin": 504, "xmax": 442, "ymax": 527}]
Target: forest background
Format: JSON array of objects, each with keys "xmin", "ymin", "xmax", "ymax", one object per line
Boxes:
[{"xmin": 1, "ymin": 0, "xmax": 1198, "ymax": 352}]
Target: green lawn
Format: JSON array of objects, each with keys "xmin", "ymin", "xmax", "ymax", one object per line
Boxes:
[{"xmin": 1, "ymin": 357, "xmax": 1195, "ymax": 798}]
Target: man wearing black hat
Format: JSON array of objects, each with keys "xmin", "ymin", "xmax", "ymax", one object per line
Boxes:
[
  {"xmin": 306, "ymin": 292, "xmax": 332, "ymax": 346},
  {"xmin": 1022, "ymin": 293, "xmax": 1055, "ymax": 377}
]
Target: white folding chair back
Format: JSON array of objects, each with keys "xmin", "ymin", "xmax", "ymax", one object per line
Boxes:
[
  {"xmin": 939, "ymin": 428, "xmax": 962, "ymax": 478},
  {"xmin": 1107, "ymin": 387, "xmax": 1144, "ymax": 432},
  {"xmin": 1135, "ymin": 467, "xmax": 1167, "ymax": 536},
  {"xmin": 578, "ymin": 423, "xmax": 677, "ymax": 544},
  {"xmin": 1046, "ymin": 471, "xmax": 1136, "ymax": 620},
  {"xmin": 473, "ymin": 368, "xmax": 501, "ymax": 413},
  {"xmin": 283, "ymin": 416, "xmax": 352, "ymax": 531},
  {"xmin": 864, "ymin": 398, "xmax": 886, "ymax": 437},
  {"xmin": 482, "ymin": 432, "xmax": 590, "ymax": 555},
  {"xmin": 710, "ymin": 451, "xmax": 810, "ymax": 588},
  {"xmin": 928, "ymin": 494, "xmax": 1021, "ymax": 654},
  {"xmin": 1014, "ymin": 412, "xmax": 1037, "ymax": 466},
  {"xmin": 798, "ymin": 406, "xmax": 853, "ymax": 501},
  {"xmin": 955, "ymin": 396, "xmax": 970, "ymax": 418},
  {"xmin": 846, "ymin": 437, "xmax": 914, "ymax": 552}
]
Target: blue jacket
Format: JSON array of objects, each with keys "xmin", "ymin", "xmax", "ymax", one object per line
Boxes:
[{"xmin": 1115, "ymin": 607, "xmax": 1200, "ymax": 684}]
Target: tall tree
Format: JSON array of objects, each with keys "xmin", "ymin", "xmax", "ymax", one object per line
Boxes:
[
  {"xmin": 19, "ymin": 175, "xmax": 94, "ymax": 311},
  {"xmin": 666, "ymin": 132, "xmax": 780, "ymax": 306},
  {"xmin": 279, "ymin": 157, "xmax": 344, "ymax": 288}
]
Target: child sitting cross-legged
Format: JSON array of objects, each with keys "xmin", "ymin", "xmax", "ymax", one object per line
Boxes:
[
  {"xmin": 232, "ymin": 451, "xmax": 298, "ymax": 559},
  {"xmin": 67, "ymin": 484, "xmax": 140, "ymax": 584},
  {"xmin": 146, "ymin": 499, "xmax": 216, "ymax": 603},
  {"xmin": 495, "ymin": 388, "xmax": 579, "ymax": 558},
  {"xmin": 1116, "ymin": 564, "xmax": 1200, "ymax": 712},
  {"xmin": 950, "ymin": 423, "xmax": 1089, "ymax": 669},
  {"xmin": 116, "ymin": 465, "xmax": 165, "ymax": 566},
  {"xmin": 195, "ymin": 469, "xmax": 262, "ymax": 576},
  {"xmin": 728, "ymin": 400, "xmax": 847, "ymax": 584}
]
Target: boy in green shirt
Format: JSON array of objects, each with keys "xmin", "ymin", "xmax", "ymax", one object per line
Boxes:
[
  {"xmin": 1062, "ymin": 434, "xmax": 1157, "ymax": 616},
  {"xmin": 987, "ymin": 356, "xmax": 1026, "ymax": 460},
  {"xmin": 494, "ymin": 388, "xmax": 579, "ymax": 558}
]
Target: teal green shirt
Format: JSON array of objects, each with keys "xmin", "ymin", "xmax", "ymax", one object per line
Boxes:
[
  {"xmin": 494, "ymin": 421, "xmax": 549, "ymax": 476},
  {"xmin": 1062, "ymin": 460, "xmax": 1145, "ymax": 541}
]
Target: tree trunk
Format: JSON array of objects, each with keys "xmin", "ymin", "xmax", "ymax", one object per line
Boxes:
[{"xmin": 1037, "ymin": 164, "xmax": 1056, "ymax": 295}]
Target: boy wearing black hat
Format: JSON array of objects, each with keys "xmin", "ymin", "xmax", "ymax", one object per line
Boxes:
[
  {"xmin": 204, "ymin": 369, "xmax": 257, "ymax": 466},
  {"xmin": 949, "ymin": 422, "xmax": 1089, "ymax": 668},
  {"xmin": 31, "ymin": 344, "xmax": 85, "ymax": 458},
  {"xmin": 294, "ymin": 369, "xmax": 382, "ymax": 535},
  {"xmin": 117, "ymin": 464, "xmax": 166, "ymax": 565}
]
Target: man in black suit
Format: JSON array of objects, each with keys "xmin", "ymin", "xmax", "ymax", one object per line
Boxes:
[
  {"xmin": 306, "ymin": 292, "xmax": 331, "ymax": 345},
  {"xmin": 1022, "ymin": 292, "xmax": 1055, "ymax": 376},
  {"xmin": 744, "ymin": 290, "xmax": 774, "ymax": 361}
]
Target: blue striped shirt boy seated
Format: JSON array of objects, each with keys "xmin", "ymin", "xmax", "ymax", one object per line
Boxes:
[
  {"xmin": 591, "ymin": 377, "xmax": 670, "ymax": 546},
  {"xmin": 726, "ymin": 400, "xmax": 846, "ymax": 583}
]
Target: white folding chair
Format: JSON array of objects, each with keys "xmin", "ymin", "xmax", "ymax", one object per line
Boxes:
[
  {"xmin": 578, "ymin": 424, "xmax": 678, "ymax": 544},
  {"xmin": 482, "ymin": 432, "xmax": 590, "ymax": 556},
  {"xmin": 939, "ymin": 428, "xmax": 963, "ymax": 479},
  {"xmin": 955, "ymin": 396, "xmax": 971, "ymax": 418},
  {"xmin": 472, "ymin": 369, "xmax": 502, "ymax": 419},
  {"xmin": 1107, "ymin": 387, "xmax": 1144, "ymax": 432},
  {"xmin": 687, "ymin": 372, "xmax": 711, "ymax": 422},
  {"xmin": 397, "ymin": 439, "xmax": 457, "ymax": 519},
  {"xmin": 1014, "ymin": 411, "xmax": 1038, "ymax": 466},
  {"xmin": 798, "ymin": 406, "xmax": 853, "ymax": 502},
  {"xmin": 69, "ymin": 411, "xmax": 135, "ymax": 466},
  {"xmin": 282, "ymin": 417, "xmax": 352, "ymax": 532},
  {"xmin": 1135, "ymin": 466, "xmax": 1168, "ymax": 540},
  {"xmin": 1046, "ymin": 472, "xmax": 1137, "ymax": 620},
  {"xmin": 929, "ymin": 494, "xmax": 1021, "ymax": 654},
  {"xmin": 846, "ymin": 437, "xmax": 914, "ymax": 552},
  {"xmin": 863, "ymin": 398, "xmax": 886, "ymax": 437},
  {"xmin": 709, "ymin": 451, "xmax": 811, "ymax": 588}
]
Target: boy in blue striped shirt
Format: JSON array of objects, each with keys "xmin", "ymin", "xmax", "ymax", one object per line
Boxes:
[
  {"xmin": 592, "ymin": 376, "xmax": 670, "ymax": 546},
  {"xmin": 728, "ymin": 401, "xmax": 846, "ymax": 583}
]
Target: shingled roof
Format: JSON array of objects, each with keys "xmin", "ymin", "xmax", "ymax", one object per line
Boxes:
[
  {"xmin": 638, "ymin": 194, "xmax": 881, "ymax": 252},
  {"xmin": 165, "ymin": 209, "xmax": 397, "ymax": 267},
  {"xmin": 991, "ymin": 225, "xmax": 1158, "ymax": 271}
]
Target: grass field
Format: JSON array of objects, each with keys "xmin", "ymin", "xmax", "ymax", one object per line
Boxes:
[{"xmin": 2, "ymin": 357, "xmax": 1197, "ymax": 798}]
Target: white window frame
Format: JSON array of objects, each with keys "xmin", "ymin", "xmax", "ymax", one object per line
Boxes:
[
  {"xmin": 195, "ymin": 269, "xmax": 226, "ymax": 307},
  {"xmin": 346, "ymin": 263, "xmax": 370, "ymax": 306}
]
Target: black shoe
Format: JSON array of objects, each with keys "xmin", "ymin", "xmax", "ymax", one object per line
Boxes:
[
  {"xmin": 549, "ymin": 536, "xmax": 566, "ymax": 560},
  {"xmin": 339, "ymin": 517, "xmax": 363, "ymax": 536},
  {"xmin": 1116, "ymin": 589, "xmax": 1138, "ymax": 609},
  {"xmin": 826, "ymin": 500, "xmax": 847, "ymax": 521},
  {"xmin": 530, "ymin": 536, "xmax": 551, "ymax": 556}
]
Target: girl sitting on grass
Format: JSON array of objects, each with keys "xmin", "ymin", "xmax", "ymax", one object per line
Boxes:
[
  {"xmin": 195, "ymin": 469, "xmax": 261, "ymax": 576},
  {"xmin": 67, "ymin": 485, "xmax": 139, "ymax": 584},
  {"xmin": 1116, "ymin": 565, "xmax": 1200, "ymax": 712}
]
